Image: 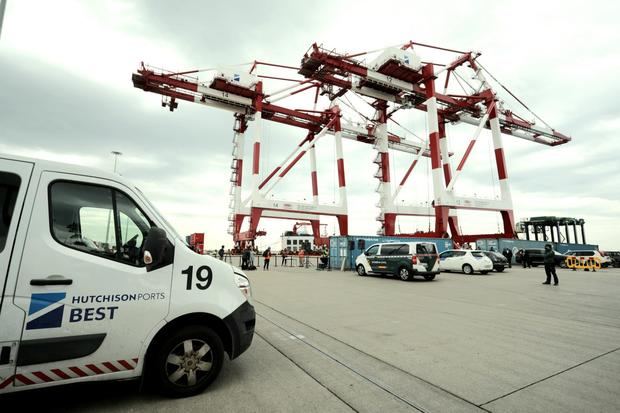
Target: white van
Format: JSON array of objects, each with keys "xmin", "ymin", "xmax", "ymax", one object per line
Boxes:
[
  {"xmin": 0, "ymin": 155, "xmax": 255, "ymax": 397},
  {"xmin": 355, "ymin": 241, "xmax": 440, "ymax": 281}
]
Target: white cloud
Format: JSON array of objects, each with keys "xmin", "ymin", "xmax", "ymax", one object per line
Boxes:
[{"xmin": 2, "ymin": 0, "xmax": 618, "ymax": 252}]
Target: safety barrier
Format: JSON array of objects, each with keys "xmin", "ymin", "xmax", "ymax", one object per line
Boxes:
[{"xmin": 565, "ymin": 256, "xmax": 601, "ymax": 271}]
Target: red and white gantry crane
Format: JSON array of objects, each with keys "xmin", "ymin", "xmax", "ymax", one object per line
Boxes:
[{"xmin": 132, "ymin": 40, "xmax": 570, "ymax": 248}]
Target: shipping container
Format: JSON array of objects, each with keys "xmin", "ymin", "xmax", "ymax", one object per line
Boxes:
[
  {"xmin": 329, "ymin": 235, "xmax": 453, "ymax": 270},
  {"xmin": 190, "ymin": 232, "xmax": 205, "ymax": 244}
]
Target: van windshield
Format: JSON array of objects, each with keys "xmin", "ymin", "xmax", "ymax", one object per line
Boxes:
[{"xmin": 134, "ymin": 187, "xmax": 185, "ymax": 245}]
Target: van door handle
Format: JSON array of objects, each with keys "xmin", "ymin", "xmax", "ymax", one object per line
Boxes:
[{"xmin": 30, "ymin": 276, "xmax": 73, "ymax": 286}]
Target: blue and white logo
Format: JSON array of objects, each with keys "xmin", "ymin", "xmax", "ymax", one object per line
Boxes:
[
  {"xmin": 26, "ymin": 292, "xmax": 66, "ymax": 330},
  {"xmin": 233, "ymin": 74, "xmax": 240, "ymax": 82}
]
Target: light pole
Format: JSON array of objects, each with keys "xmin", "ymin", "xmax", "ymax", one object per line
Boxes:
[
  {"xmin": 0, "ymin": 0, "xmax": 7, "ymax": 40},
  {"xmin": 111, "ymin": 151, "xmax": 122, "ymax": 173}
]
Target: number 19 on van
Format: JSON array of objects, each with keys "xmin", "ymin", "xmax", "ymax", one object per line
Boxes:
[{"xmin": 181, "ymin": 265, "xmax": 213, "ymax": 290}]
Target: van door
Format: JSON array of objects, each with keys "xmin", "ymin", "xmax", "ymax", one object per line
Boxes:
[
  {"xmin": 0, "ymin": 158, "xmax": 34, "ymax": 391},
  {"xmin": 364, "ymin": 244, "xmax": 380, "ymax": 273},
  {"xmin": 386, "ymin": 244, "xmax": 408, "ymax": 274},
  {"xmin": 416, "ymin": 243, "xmax": 438, "ymax": 272},
  {"xmin": 12, "ymin": 173, "xmax": 172, "ymax": 388}
]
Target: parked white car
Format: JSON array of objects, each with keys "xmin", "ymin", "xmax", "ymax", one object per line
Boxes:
[
  {"xmin": 564, "ymin": 250, "xmax": 611, "ymax": 268},
  {"xmin": 438, "ymin": 250, "xmax": 493, "ymax": 274}
]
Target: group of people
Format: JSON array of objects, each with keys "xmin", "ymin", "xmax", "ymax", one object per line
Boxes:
[
  {"xmin": 279, "ymin": 247, "xmax": 329, "ymax": 269},
  {"xmin": 238, "ymin": 246, "xmax": 270, "ymax": 270}
]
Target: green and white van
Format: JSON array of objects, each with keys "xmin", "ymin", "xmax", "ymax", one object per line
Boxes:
[{"xmin": 355, "ymin": 242, "xmax": 440, "ymax": 281}]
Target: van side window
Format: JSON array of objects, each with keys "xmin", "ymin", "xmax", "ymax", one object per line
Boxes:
[
  {"xmin": 0, "ymin": 172, "xmax": 21, "ymax": 252},
  {"xmin": 50, "ymin": 181, "xmax": 153, "ymax": 267},
  {"xmin": 416, "ymin": 244, "xmax": 436, "ymax": 254},
  {"xmin": 366, "ymin": 245, "xmax": 379, "ymax": 256},
  {"xmin": 51, "ymin": 182, "xmax": 117, "ymax": 259},
  {"xmin": 390, "ymin": 244, "xmax": 409, "ymax": 255}
]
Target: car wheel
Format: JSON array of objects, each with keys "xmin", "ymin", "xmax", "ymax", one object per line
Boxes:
[
  {"xmin": 462, "ymin": 264, "xmax": 474, "ymax": 275},
  {"xmin": 496, "ymin": 267, "xmax": 504, "ymax": 272},
  {"xmin": 151, "ymin": 325, "xmax": 224, "ymax": 398},
  {"xmin": 480, "ymin": 271, "xmax": 489, "ymax": 275},
  {"xmin": 356, "ymin": 264, "xmax": 367, "ymax": 276},
  {"xmin": 423, "ymin": 274, "xmax": 436, "ymax": 281},
  {"xmin": 532, "ymin": 264, "xmax": 539, "ymax": 267},
  {"xmin": 398, "ymin": 267, "xmax": 412, "ymax": 281}
]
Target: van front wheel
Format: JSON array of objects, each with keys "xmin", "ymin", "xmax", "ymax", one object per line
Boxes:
[
  {"xmin": 356, "ymin": 264, "xmax": 367, "ymax": 276},
  {"xmin": 152, "ymin": 325, "xmax": 224, "ymax": 398}
]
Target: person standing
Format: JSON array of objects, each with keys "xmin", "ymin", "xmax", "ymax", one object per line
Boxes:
[
  {"xmin": 542, "ymin": 244, "xmax": 559, "ymax": 285},
  {"xmin": 218, "ymin": 245, "xmax": 225, "ymax": 260},
  {"xmin": 242, "ymin": 247, "xmax": 250, "ymax": 269},
  {"xmin": 249, "ymin": 247, "xmax": 255, "ymax": 269},
  {"xmin": 263, "ymin": 247, "xmax": 272, "ymax": 270},
  {"xmin": 319, "ymin": 248, "xmax": 329, "ymax": 269},
  {"xmin": 503, "ymin": 248, "xmax": 513, "ymax": 268},
  {"xmin": 281, "ymin": 249, "xmax": 287, "ymax": 266},
  {"xmin": 523, "ymin": 249, "xmax": 531, "ymax": 268},
  {"xmin": 298, "ymin": 248, "xmax": 305, "ymax": 267}
]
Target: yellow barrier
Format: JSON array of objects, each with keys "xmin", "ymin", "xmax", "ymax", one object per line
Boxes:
[{"xmin": 565, "ymin": 256, "xmax": 601, "ymax": 271}]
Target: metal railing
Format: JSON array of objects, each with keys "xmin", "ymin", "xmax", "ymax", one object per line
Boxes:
[{"xmin": 217, "ymin": 254, "xmax": 331, "ymax": 270}]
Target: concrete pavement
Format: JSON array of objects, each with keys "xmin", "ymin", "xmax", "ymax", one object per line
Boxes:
[
  {"xmin": 3, "ymin": 265, "xmax": 619, "ymax": 412},
  {"xmin": 248, "ymin": 265, "xmax": 620, "ymax": 412}
]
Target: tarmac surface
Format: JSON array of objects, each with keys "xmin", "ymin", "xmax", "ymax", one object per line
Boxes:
[{"xmin": 2, "ymin": 265, "xmax": 620, "ymax": 412}]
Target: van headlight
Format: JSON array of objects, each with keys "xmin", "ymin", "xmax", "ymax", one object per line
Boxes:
[{"xmin": 234, "ymin": 272, "xmax": 252, "ymax": 299}]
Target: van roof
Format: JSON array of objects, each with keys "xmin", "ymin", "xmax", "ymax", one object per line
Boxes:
[{"xmin": 1, "ymin": 152, "xmax": 135, "ymax": 188}]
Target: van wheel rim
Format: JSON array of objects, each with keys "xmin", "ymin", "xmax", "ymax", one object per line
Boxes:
[
  {"xmin": 357, "ymin": 265, "xmax": 365, "ymax": 275},
  {"xmin": 166, "ymin": 339, "xmax": 213, "ymax": 386},
  {"xmin": 400, "ymin": 269, "xmax": 409, "ymax": 279}
]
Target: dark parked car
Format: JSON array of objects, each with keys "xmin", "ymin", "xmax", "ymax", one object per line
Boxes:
[
  {"xmin": 482, "ymin": 251, "xmax": 508, "ymax": 272},
  {"xmin": 606, "ymin": 251, "xmax": 620, "ymax": 268},
  {"xmin": 516, "ymin": 248, "xmax": 566, "ymax": 267}
]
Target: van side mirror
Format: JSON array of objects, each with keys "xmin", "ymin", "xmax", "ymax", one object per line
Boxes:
[{"xmin": 143, "ymin": 227, "xmax": 174, "ymax": 272}]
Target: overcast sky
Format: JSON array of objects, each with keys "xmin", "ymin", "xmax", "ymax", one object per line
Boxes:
[{"xmin": 1, "ymin": 0, "xmax": 618, "ymax": 250}]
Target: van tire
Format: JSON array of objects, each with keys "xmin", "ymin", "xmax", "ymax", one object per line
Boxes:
[
  {"xmin": 356, "ymin": 264, "xmax": 367, "ymax": 276},
  {"xmin": 462, "ymin": 264, "xmax": 474, "ymax": 275},
  {"xmin": 423, "ymin": 274, "xmax": 436, "ymax": 281},
  {"xmin": 151, "ymin": 325, "xmax": 224, "ymax": 398},
  {"xmin": 398, "ymin": 267, "xmax": 412, "ymax": 281}
]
